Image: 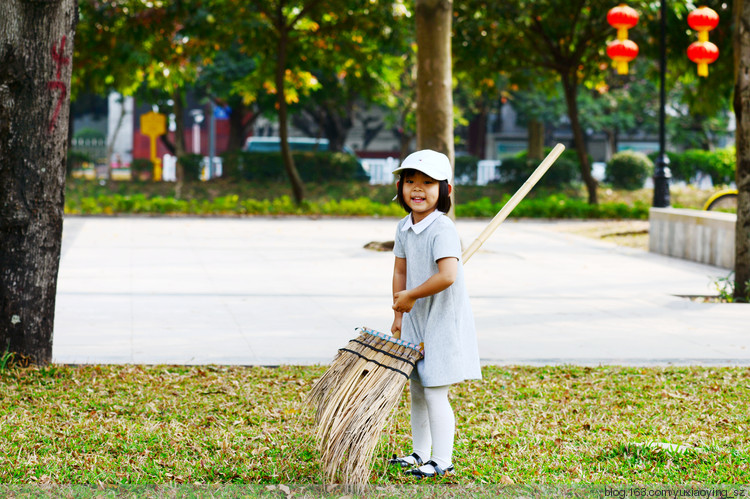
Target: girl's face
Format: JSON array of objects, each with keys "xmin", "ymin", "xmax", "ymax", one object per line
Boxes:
[{"xmin": 401, "ymin": 170, "xmax": 444, "ymax": 223}]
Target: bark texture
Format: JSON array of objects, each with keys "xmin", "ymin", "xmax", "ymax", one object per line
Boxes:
[
  {"xmin": 528, "ymin": 119, "xmax": 544, "ymax": 161},
  {"xmin": 415, "ymin": 0, "xmax": 453, "ymax": 158},
  {"xmin": 415, "ymin": 0, "xmax": 454, "ymax": 213},
  {"xmin": 275, "ymin": 23, "xmax": 305, "ymax": 204},
  {"xmin": 561, "ymin": 72, "xmax": 598, "ymax": 205},
  {"xmin": 735, "ymin": 0, "xmax": 750, "ymax": 300},
  {"xmin": 0, "ymin": 0, "xmax": 77, "ymax": 364}
]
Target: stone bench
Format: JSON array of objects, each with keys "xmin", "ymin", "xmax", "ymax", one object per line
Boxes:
[{"xmin": 649, "ymin": 207, "xmax": 736, "ymax": 269}]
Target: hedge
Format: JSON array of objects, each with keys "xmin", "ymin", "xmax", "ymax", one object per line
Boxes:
[
  {"xmin": 65, "ymin": 193, "xmax": 648, "ymax": 219},
  {"xmin": 221, "ymin": 151, "xmax": 369, "ymax": 183},
  {"xmin": 496, "ymin": 148, "xmax": 583, "ymax": 189},
  {"xmin": 648, "ymin": 147, "xmax": 735, "ymax": 185}
]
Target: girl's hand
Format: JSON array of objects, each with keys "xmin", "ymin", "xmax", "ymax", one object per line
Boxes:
[
  {"xmin": 391, "ymin": 316, "xmax": 402, "ymax": 338},
  {"xmin": 392, "ymin": 290, "xmax": 416, "ymax": 313}
]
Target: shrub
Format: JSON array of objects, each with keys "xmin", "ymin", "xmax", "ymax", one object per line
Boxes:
[
  {"xmin": 455, "ymin": 195, "xmax": 649, "ymax": 220},
  {"xmin": 649, "ymin": 148, "xmax": 735, "ymax": 185},
  {"xmin": 606, "ymin": 150, "xmax": 654, "ymax": 190},
  {"xmin": 73, "ymin": 127, "xmax": 105, "ymax": 140},
  {"xmin": 66, "ymin": 150, "xmax": 92, "ymax": 176},
  {"xmin": 222, "ymin": 151, "xmax": 368, "ymax": 183},
  {"xmin": 679, "ymin": 148, "xmax": 735, "ymax": 185},
  {"xmin": 454, "ymin": 155, "xmax": 480, "ymax": 183},
  {"xmin": 649, "ymin": 151, "xmax": 687, "ymax": 181},
  {"xmin": 178, "ymin": 154, "xmax": 204, "ymax": 182},
  {"xmin": 497, "ymin": 148, "xmax": 582, "ymax": 189},
  {"xmin": 130, "ymin": 159, "xmax": 153, "ymax": 180}
]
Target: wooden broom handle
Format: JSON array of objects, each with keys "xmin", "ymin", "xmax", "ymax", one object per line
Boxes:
[{"xmin": 461, "ymin": 143, "xmax": 566, "ymax": 264}]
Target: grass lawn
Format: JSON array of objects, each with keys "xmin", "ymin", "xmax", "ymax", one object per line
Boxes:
[
  {"xmin": 3, "ymin": 179, "xmax": 743, "ymax": 494},
  {"xmin": 1, "ymin": 364, "xmax": 748, "ymax": 489}
]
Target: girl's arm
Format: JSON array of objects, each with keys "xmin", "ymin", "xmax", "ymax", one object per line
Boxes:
[
  {"xmin": 391, "ymin": 257, "xmax": 407, "ymax": 337},
  {"xmin": 392, "ymin": 257, "xmax": 457, "ymax": 314}
]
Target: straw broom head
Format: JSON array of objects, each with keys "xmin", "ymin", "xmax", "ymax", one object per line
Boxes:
[{"xmin": 307, "ymin": 328, "xmax": 423, "ymax": 487}]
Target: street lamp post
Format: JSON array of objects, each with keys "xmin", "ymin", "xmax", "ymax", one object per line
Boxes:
[{"xmin": 653, "ymin": 0, "xmax": 671, "ymax": 207}]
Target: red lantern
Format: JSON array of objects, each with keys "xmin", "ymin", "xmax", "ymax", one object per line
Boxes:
[
  {"xmin": 687, "ymin": 41, "xmax": 719, "ymax": 77},
  {"xmin": 607, "ymin": 4, "xmax": 639, "ymax": 40},
  {"xmin": 606, "ymin": 4, "xmax": 639, "ymax": 74},
  {"xmin": 607, "ymin": 39, "xmax": 639, "ymax": 75},
  {"xmin": 686, "ymin": 6, "xmax": 719, "ymax": 77},
  {"xmin": 687, "ymin": 6, "xmax": 720, "ymax": 36}
]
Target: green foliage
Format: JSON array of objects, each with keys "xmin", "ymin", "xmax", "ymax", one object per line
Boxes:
[
  {"xmin": 606, "ymin": 151, "xmax": 654, "ymax": 191},
  {"xmin": 455, "ymin": 155, "xmax": 480, "ymax": 183},
  {"xmin": 651, "ymin": 148, "xmax": 735, "ymax": 185},
  {"xmin": 177, "ymin": 154, "xmax": 204, "ymax": 182},
  {"xmin": 66, "ymin": 150, "xmax": 92, "ymax": 176},
  {"xmin": 129, "ymin": 158, "xmax": 153, "ymax": 178},
  {"xmin": 222, "ymin": 151, "xmax": 367, "ymax": 183},
  {"xmin": 680, "ymin": 148, "xmax": 735, "ymax": 186},
  {"xmin": 456, "ymin": 195, "xmax": 649, "ymax": 220},
  {"xmin": 0, "ymin": 349, "xmax": 14, "ymax": 373},
  {"xmin": 1, "ymin": 364, "xmax": 748, "ymax": 484},
  {"xmin": 64, "ymin": 177, "xmax": 654, "ymax": 219},
  {"xmin": 497, "ymin": 148, "xmax": 582, "ymax": 190},
  {"xmin": 714, "ymin": 272, "xmax": 750, "ymax": 304},
  {"xmin": 64, "ymin": 188, "xmax": 406, "ymax": 217},
  {"xmin": 72, "ymin": 127, "xmax": 105, "ymax": 140}
]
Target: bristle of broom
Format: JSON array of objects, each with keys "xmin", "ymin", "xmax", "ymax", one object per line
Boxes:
[{"xmin": 307, "ymin": 329, "xmax": 423, "ymax": 487}]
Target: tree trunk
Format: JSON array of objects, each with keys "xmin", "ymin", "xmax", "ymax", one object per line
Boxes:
[
  {"xmin": 172, "ymin": 90, "xmax": 187, "ymax": 158},
  {"xmin": 560, "ymin": 72, "xmax": 598, "ymax": 205},
  {"xmin": 174, "ymin": 91, "xmax": 189, "ymax": 198},
  {"xmin": 528, "ymin": 119, "xmax": 544, "ymax": 161},
  {"xmin": 467, "ymin": 106, "xmax": 488, "ymax": 159},
  {"xmin": 0, "ymin": 0, "xmax": 77, "ymax": 365},
  {"xmin": 734, "ymin": 0, "xmax": 750, "ymax": 301},
  {"xmin": 275, "ymin": 13, "xmax": 305, "ymax": 204},
  {"xmin": 415, "ymin": 0, "xmax": 454, "ymax": 215},
  {"xmin": 322, "ymin": 102, "xmax": 353, "ymax": 153}
]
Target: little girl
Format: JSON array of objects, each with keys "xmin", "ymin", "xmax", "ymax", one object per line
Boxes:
[{"xmin": 388, "ymin": 149, "xmax": 482, "ymax": 478}]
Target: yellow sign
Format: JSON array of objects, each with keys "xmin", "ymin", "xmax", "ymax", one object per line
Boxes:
[
  {"xmin": 140, "ymin": 111, "xmax": 166, "ymax": 181},
  {"xmin": 140, "ymin": 111, "xmax": 166, "ymax": 138}
]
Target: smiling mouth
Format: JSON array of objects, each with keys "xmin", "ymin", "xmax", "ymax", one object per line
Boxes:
[{"xmin": 411, "ymin": 197, "xmax": 425, "ymax": 203}]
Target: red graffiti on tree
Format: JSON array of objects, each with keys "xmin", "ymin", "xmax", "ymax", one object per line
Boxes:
[{"xmin": 47, "ymin": 36, "xmax": 70, "ymax": 132}]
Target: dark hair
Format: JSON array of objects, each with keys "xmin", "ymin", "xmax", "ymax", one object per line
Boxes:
[{"xmin": 396, "ymin": 168, "xmax": 452, "ymax": 214}]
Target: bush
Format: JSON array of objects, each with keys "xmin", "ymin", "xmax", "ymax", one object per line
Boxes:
[
  {"xmin": 455, "ymin": 155, "xmax": 480, "ymax": 183},
  {"xmin": 679, "ymin": 148, "xmax": 735, "ymax": 185},
  {"xmin": 455, "ymin": 195, "xmax": 649, "ymax": 220},
  {"xmin": 606, "ymin": 150, "xmax": 654, "ymax": 190},
  {"xmin": 222, "ymin": 151, "xmax": 368, "ymax": 183},
  {"xmin": 497, "ymin": 148, "xmax": 582, "ymax": 189},
  {"xmin": 67, "ymin": 150, "xmax": 92, "ymax": 176},
  {"xmin": 649, "ymin": 148, "xmax": 735, "ymax": 185},
  {"xmin": 178, "ymin": 154, "xmax": 204, "ymax": 182},
  {"xmin": 130, "ymin": 159, "xmax": 153, "ymax": 180}
]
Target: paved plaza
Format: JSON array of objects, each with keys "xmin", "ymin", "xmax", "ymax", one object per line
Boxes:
[{"xmin": 53, "ymin": 216, "xmax": 750, "ymax": 366}]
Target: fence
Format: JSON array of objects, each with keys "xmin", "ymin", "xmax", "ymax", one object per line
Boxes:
[{"xmin": 71, "ymin": 136, "xmax": 106, "ymax": 163}]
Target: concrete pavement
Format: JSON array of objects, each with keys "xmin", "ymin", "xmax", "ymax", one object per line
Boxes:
[{"xmin": 52, "ymin": 216, "xmax": 750, "ymax": 366}]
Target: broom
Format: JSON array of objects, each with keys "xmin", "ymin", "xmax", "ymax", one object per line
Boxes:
[{"xmin": 307, "ymin": 143, "xmax": 566, "ymax": 487}]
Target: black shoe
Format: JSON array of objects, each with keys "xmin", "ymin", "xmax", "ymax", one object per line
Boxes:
[
  {"xmin": 405, "ymin": 460, "xmax": 455, "ymax": 478},
  {"xmin": 388, "ymin": 452, "xmax": 423, "ymax": 468}
]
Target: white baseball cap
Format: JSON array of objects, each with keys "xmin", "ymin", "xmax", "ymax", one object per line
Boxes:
[{"xmin": 392, "ymin": 149, "xmax": 452, "ymax": 182}]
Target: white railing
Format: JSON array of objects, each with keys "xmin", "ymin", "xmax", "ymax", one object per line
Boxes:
[{"xmin": 362, "ymin": 157, "xmax": 399, "ymax": 185}]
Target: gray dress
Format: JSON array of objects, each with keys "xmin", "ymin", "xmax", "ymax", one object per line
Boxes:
[{"xmin": 394, "ymin": 212, "xmax": 482, "ymax": 387}]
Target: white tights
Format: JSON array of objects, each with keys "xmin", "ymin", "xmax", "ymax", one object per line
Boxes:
[{"xmin": 409, "ymin": 377, "xmax": 454, "ymax": 469}]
